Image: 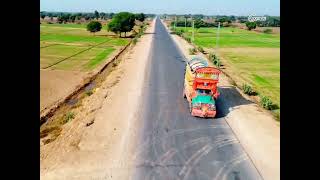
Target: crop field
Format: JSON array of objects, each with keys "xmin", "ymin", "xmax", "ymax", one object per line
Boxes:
[
  {"xmin": 176, "ymin": 26, "xmax": 280, "ymax": 109},
  {"xmin": 40, "ymin": 23, "xmax": 130, "ymax": 71},
  {"xmin": 177, "ymin": 27, "xmax": 279, "ymax": 48}
]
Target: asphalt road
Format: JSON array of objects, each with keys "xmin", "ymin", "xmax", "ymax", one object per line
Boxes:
[{"xmin": 131, "ymin": 17, "xmax": 263, "ymax": 180}]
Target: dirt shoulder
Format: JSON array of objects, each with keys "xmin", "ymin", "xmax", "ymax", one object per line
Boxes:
[
  {"xmin": 40, "ymin": 19, "xmax": 156, "ymax": 180},
  {"xmin": 165, "ymin": 20, "xmax": 280, "ymax": 180}
]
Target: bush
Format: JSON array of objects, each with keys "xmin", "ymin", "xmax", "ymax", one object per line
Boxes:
[
  {"xmin": 173, "ymin": 29, "xmax": 184, "ymax": 36},
  {"xmin": 245, "ymin": 22, "xmax": 257, "ymax": 31},
  {"xmin": 87, "ymin": 21, "xmax": 102, "ymax": 34},
  {"xmin": 184, "ymin": 36, "xmax": 191, "ymax": 43},
  {"xmin": 197, "ymin": 46, "xmax": 205, "ymax": 53},
  {"xmin": 260, "ymin": 95, "xmax": 273, "ymax": 110},
  {"xmin": 209, "ymin": 52, "xmax": 221, "ymax": 67},
  {"xmin": 263, "ymin": 28, "xmax": 273, "ymax": 34},
  {"xmin": 85, "ymin": 90, "xmax": 93, "ymax": 96},
  {"xmin": 214, "ymin": 58, "xmax": 221, "ymax": 67},
  {"xmin": 132, "ymin": 37, "xmax": 138, "ymax": 44},
  {"xmin": 189, "ymin": 48, "xmax": 197, "ymax": 55},
  {"xmin": 175, "ymin": 31, "xmax": 182, "ymax": 36},
  {"xmin": 209, "ymin": 52, "xmax": 216, "ymax": 61},
  {"xmin": 212, "ymin": 56, "xmax": 221, "ymax": 68},
  {"xmin": 242, "ymin": 84, "xmax": 254, "ymax": 95},
  {"xmin": 64, "ymin": 112, "xmax": 75, "ymax": 123}
]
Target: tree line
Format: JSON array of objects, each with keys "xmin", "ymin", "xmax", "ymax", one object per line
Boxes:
[
  {"xmin": 40, "ymin": 11, "xmax": 155, "ymax": 23},
  {"xmin": 86, "ymin": 12, "xmax": 147, "ymax": 38},
  {"xmin": 171, "ymin": 18, "xmax": 230, "ymax": 28},
  {"xmin": 164, "ymin": 14, "xmax": 280, "ymax": 27}
]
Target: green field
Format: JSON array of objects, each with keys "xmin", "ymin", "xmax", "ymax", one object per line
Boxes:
[
  {"xmin": 40, "ymin": 23, "xmax": 130, "ymax": 71},
  {"xmin": 177, "ymin": 27, "xmax": 279, "ymax": 48},
  {"xmin": 176, "ymin": 27, "xmax": 280, "ymax": 112}
]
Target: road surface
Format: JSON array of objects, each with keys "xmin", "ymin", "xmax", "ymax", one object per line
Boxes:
[{"xmin": 131, "ymin": 17, "xmax": 263, "ymax": 180}]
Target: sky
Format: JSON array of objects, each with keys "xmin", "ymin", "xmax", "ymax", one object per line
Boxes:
[{"xmin": 40, "ymin": 0, "xmax": 280, "ymax": 16}]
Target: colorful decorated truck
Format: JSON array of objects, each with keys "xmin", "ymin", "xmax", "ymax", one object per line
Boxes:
[{"xmin": 183, "ymin": 56, "xmax": 221, "ymax": 118}]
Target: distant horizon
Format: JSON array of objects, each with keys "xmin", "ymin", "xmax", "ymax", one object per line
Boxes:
[
  {"xmin": 40, "ymin": 0, "xmax": 279, "ymax": 16},
  {"xmin": 39, "ymin": 10, "xmax": 280, "ymax": 17}
]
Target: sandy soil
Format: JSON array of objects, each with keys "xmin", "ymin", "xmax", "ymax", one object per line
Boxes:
[
  {"xmin": 40, "ymin": 69, "xmax": 88, "ymax": 112},
  {"xmin": 167, "ymin": 20, "xmax": 280, "ymax": 180},
  {"xmin": 40, "ymin": 19, "xmax": 156, "ymax": 180}
]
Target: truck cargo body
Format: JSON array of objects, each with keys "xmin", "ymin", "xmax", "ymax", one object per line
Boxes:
[{"xmin": 183, "ymin": 56, "xmax": 220, "ymax": 118}]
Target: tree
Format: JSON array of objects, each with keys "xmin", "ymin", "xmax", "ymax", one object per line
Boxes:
[
  {"xmin": 109, "ymin": 13, "xmax": 115, "ymax": 19},
  {"xmin": 94, "ymin": 10, "xmax": 100, "ymax": 19},
  {"xmin": 57, "ymin": 16, "xmax": 63, "ymax": 24},
  {"xmin": 194, "ymin": 19, "xmax": 204, "ymax": 30},
  {"xmin": 87, "ymin": 21, "xmax": 102, "ymax": 35},
  {"xmin": 40, "ymin": 11, "xmax": 46, "ymax": 19},
  {"xmin": 135, "ymin": 13, "xmax": 146, "ymax": 22},
  {"xmin": 69, "ymin": 15, "xmax": 76, "ymax": 22},
  {"xmin": 100, "ymin": 12, "xmax": 106, "ymax": 20},
  {"xmin": 107, "ymin": 12, "xmax": 135, "ymax": 37},
  {"xmin": 245, "ymin": 22, "xmax": 257, "ymax": 30},
  {"xmin": 57, "ymin": 13, "xmax": 71, "ymax": 23}
]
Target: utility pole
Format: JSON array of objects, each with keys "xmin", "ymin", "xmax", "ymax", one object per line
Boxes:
[
  {"xmin": 185, "ymin": 17, "xmax": 187, "ymax": 32},
  {"xmin": 215, "ymin": 22, "xmax": 220, "ymax": 54},
  {"xmin": 192, "ymin": 20, "xmax": 195, "ymax": 43},
  {"xmin": 174, "ymin": 16, "xmax": 177, "ymax": 31}
]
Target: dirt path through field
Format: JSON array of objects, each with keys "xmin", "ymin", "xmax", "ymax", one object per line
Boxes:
[{"xmin": 40, "ymin": 19, "xmax": 156, "ymax": 180}]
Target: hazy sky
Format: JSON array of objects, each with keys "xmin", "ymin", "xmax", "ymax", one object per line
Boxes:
[{"xmin": 40, "ymin": 0, "xmax": 280, "ymax": 16}]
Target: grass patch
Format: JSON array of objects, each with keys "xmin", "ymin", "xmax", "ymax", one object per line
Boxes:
[
  {"xmin": 132, "ymin": 37, "xmax": 138, "ymax": 45},
  {"xmin": 263, "ymin": 28, "xmax": 273, "ymax": 34},
  {"xmin": 189, "ymin": 48, "xmax": 197, "ymax": 55},
  {"xmin": 260, "ymin": 95, "xmax": 274, "ymax": 110},
  {"xmin": 85, "ymin": 90, "xmax": 93, "ymax": 96},
  {"xmin": 40, "ymin": 24, "xmax": 129, "ymax": 71},
  {"xmin": 84, "ymin": 47, "xmax": 115, "ymax": 70},
  {"xmin": 176, "ymin": 27, "xmax": 280, "ymax": 48},
  {"xmin": 64, "ymin": 112, "xmax": 75, "ymax": 123},
  {"xmin": 197, "ymin": 46, "xmax": 205, "ymax": 53},
  {"xmin": 40, "ymin": 44, "xmax": 89, "ymax": 68},
  {"xmin": 40, "ymin": 126, "xmax": 62, "ymax": 139},
  {"xmin": 219, "ymin": 48, "xmax": 280, "ymax": 107},
  {"xmin": 242, "ymin": 84, "xmax": 255, "ymax": 95}
]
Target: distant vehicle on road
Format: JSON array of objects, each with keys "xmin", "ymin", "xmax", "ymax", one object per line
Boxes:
[{"xmin": 183, "ymin": 56, "xmax": 220, "ymax": 118}]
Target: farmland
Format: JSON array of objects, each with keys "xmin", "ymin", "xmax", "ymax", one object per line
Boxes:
[
  {"xmin": 176, "ymin": 26, "xmax": 280, "ymax": 110},
  {"xmin": 40, "ymin": 23, "xmax": 130, "ymax": 71},
  {"xmin": 40, "ymin": 23, "xmax": 131, "ymax": 111}
]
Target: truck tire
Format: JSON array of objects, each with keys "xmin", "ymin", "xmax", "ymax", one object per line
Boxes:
[{"xmin": 183, "ymin": 89, "xmax": 187, "ymax": 98}]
